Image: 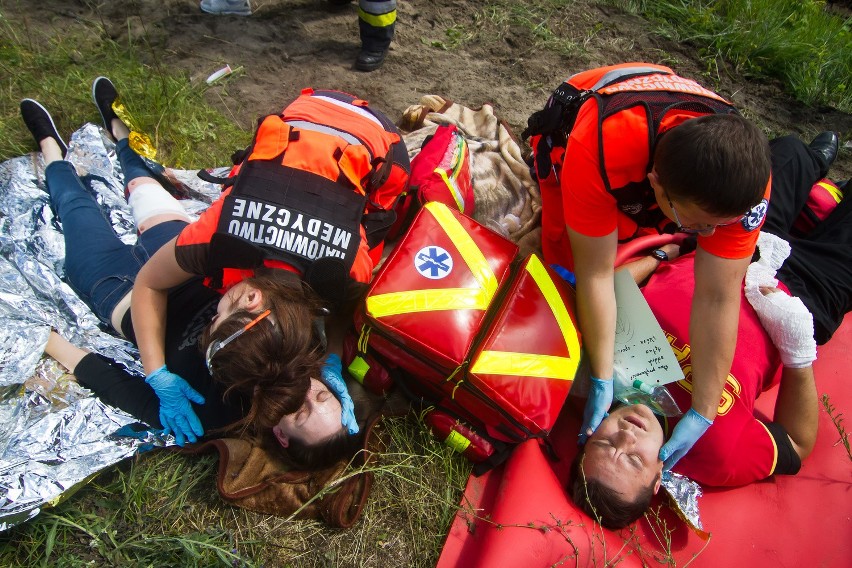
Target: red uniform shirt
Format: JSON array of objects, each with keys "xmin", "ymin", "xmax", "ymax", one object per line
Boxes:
[{"xmin": 642, "ymin": 254, "xmax": 798, "ymax": 486}]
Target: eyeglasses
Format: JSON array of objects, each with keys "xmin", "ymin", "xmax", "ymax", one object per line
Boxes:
[
  {"xmin": 205, "ymin": 309, "xmax": 272, "ymax": 372},
  {"xmin": 664, "ymin": 189, "xmax": 745, "ymax": 235}
]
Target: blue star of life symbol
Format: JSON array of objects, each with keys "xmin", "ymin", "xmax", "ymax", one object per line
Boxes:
[{"xmin": 415, "ymin": 245, "xmax": 453, "ymax": 280}]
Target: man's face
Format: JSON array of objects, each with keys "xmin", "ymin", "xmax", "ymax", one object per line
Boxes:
[
  {"xmin": 648, "ymin": 170, "xmax": 744, "ymax": 236},
  {"xmin": 582, "ymin": 404, "xmax": 665, "ymax": 501},
  {"xmin": 272, "ymin": 378, "xmax": 344, "ymax": 447}
]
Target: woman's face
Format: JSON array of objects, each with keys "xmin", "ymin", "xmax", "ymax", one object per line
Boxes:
[
  {"xmin": 273, "ymin": 378, "xmax": 343, "ymax": 447},
  {"xmin": 210, "ymin": 281, "xmax": 250, "ymax": 332}
]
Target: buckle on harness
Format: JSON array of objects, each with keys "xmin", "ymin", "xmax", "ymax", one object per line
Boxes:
[{"xmin": 550, "ymin": 85, "xmax": 591, "ymax": 108}]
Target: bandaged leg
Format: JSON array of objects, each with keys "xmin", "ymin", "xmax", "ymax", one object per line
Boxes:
[{"xmin": 127, "ymin": 181, "xmax": 191, "ymax": 230}]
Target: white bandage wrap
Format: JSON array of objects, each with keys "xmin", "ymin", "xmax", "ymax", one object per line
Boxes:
[
  {"xmin": 755, "ymin": 231, "xmax": 791, "ymax": 272},
  {"xmin": 127, "ymin": 183, "xmax": 191, "ymax": 227},
  {"xmin": 744, "ymin": 287, "xmax": 817, "ymax": 368},
  {"xmin": 745, "ymin": 231, "xmax": 814, "ymax": 367}
]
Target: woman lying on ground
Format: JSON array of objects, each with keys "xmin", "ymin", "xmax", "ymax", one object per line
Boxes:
[
  {"xmin": 94, "ymin": 79, "xmax": 409, "ymax": 445},
  {"xmin": 19, "ymin": 94, "xmax": 364, "ymax": 469}
]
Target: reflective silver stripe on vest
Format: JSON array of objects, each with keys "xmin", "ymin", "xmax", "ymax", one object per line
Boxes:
[
  {"xmin": 285, "ymin": 120, "xmax": 362, "ymax": 146},
  {"xmin": 567, "ymin": 65, "xmax": 671, "ymax": 91},
  {"xmin": 359, "ymin": 0, "xmax": 397, "ymax": 13},
  {"xmin": 311, "ymin": 95, "xmax": 383, "ymax": 127}
]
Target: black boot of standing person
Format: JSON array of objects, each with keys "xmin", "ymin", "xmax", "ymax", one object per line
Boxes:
[{"xmin": 330, "ymin": 0, "xmax": 397, "ymax": 72}]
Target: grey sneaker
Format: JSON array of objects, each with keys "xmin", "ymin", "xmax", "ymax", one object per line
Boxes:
[{"xmin": 200, "ymin": 0, "xmax": 252, "ymax": 16}]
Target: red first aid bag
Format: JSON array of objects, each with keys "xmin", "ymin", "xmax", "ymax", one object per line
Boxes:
[
  {"xmin": 793, "ymin": 178, "xmax": 843, "ymax": 236},
  {"xmin": 352, "ymin": 202, "xmax": 582, "ymax": 459},
  {"xmin": 411, "ymin": 124, "xmax": 474, "ymax": 214},
  {"xmin": 385, "ymin": 124, "xmax": 474, "ymax": 241}
]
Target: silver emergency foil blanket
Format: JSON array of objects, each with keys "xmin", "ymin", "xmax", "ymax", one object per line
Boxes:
[
  {"xmin": 660, "ymin": 470, "xmax": 707, "ymax": 539},
  {"xmin": 0, "ymin": 124, "xmax": 224, "ymax": 530}
]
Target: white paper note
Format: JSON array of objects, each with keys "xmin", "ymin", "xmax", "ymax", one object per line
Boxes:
[{"xmin": 613, "ymin": 269, "xmax": 684, "ymax": 386}]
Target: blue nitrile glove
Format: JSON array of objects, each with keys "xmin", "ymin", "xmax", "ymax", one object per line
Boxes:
[
  {"xmin": 145, "ymin": 365, "xmax": 206, "ymax": 447},
  {"xmin": 659, "ymin": 407, "xmax": 713, "ymax": 470},
  {"xmin": 321, "ymin": 353, "xmax": 359, "ymax": 435},
  {"xmin": 578, "ymin": 376, "xmax": 613, "ymax": 444}
]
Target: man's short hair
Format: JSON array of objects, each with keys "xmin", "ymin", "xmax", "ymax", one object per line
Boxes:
[
  {"xmin": 568, "ymin": 451, "xmax": 655, "ymax": 530},
  {"xmin": 654, "ymin": 114, "xmax": 771, "ymax": 217}
]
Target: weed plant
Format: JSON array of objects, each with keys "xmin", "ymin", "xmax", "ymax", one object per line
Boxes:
[{"xmin": 617, "ymin": 0, "xmax": 852, "ymax": 112}]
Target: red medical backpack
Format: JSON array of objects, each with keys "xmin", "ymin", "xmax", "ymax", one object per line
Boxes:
[{"xmin": 347, "ymin": 202, "xmax": 582, "ymax": 470}]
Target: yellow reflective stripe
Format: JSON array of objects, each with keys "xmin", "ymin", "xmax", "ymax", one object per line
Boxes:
[
  {"xmin": 358, "ymin": 7, "xmax": 397, "ymax": 27},
  {"xmin": 817, "ymin": 181, "xmax": 843, "ymax": 203},
  {"xmin": 526, "ymin": 255, "xmax": 581, "ymax": 366},
  {"xmin": 425, "ymin": 201, "xmax": 497, "ymax": 298},
  {"xmin": 470, "ymin": 351, "xmax": 576, "ymax": 379},
  {"xmin": 433, "ymin": 137, "xmax": 470, "ymax": 211},
  {"xmin": 436, "ymin": 168, "xmax": 466, "ymax": 211},
  {"xmin": 367, "ymin": 202, "xmax": 498, "ymax": 318},
  {"xmin": 367, "ymin": 287, "xmax": 491, "ymax": 318},
  {"xmin": 470, "ymin": 255, "xmax": 581, "ymax": 379}
]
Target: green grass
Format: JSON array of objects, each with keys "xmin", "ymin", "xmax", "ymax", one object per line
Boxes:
[
  {"xmin": 438, "ymin": 0, "xmax": 850, "ymax": 112},
  {"xmin": 614, "ymin": 0, "xmax": 852, "ymax": 112},
  {"xmin": 0, "ymin": 11, "xmax": 249, "ymax": 166},
  {"xmin": 1, "ymin": 452, "xmax": 255, "ymax": 567},
  {"xmin": 0, "ymin": 416, "xmax": 471, "ymax": 567}
]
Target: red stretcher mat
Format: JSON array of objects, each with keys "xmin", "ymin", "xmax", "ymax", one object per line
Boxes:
[{"xmin": 437, "ymin": 314, "xmax": 852, "ymax": 568}]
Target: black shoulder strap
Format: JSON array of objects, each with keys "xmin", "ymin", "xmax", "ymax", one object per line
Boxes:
[{"xmin": 521, "ymin": 82, "xmax": 594, "ymax": 141}]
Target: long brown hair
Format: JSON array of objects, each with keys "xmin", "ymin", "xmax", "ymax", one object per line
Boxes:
[{"xmin": 200, "ymin": 275, "xmax": 327, "ymax": 435}]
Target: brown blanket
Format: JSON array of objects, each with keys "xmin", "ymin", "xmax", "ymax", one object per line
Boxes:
[
  {"xmin": 400, "ymin": 95, "xmax": 542, "ymax": 252},
  {"xmin": 182, "ymin": 415, "xmax": 383, "ymax": 528}
]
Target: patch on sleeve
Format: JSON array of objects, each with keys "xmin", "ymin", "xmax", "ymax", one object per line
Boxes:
[{"xmin": 742, "ymin": 198, "xmax": 768, "ymax": 232}]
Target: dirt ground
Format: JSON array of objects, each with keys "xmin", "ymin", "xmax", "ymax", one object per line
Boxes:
[
  {"xmin": 6, "ymin": 0, "xmax": 851, "ymax": 180},
  {"xmin": 2, "ymin": 2, "xmax": 850, "ymax": 564}
]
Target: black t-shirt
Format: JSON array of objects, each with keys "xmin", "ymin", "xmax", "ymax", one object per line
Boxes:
[{"xmin": 74, "ymin": 277, "xmax": 247, "ymax": 431}]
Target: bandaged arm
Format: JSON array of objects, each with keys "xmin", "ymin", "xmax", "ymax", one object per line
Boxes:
[{"xmin": 745, "ymin": 244, "xmax": 818, "ymax": 460}]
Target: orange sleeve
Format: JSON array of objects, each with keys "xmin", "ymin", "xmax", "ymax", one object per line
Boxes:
[
  {"xmin": 173, "ymin": 186, "xmax": 233, "ymax": 274},
  {"xmin": 562, "ymin": 104, "xmax": 620, "ymax": 237},
  {"xmin": 176, "ymin": 186, "xmax": 233, "ymax": 248},
  {"xmin": 698, "ymin": 177, "xmax": 772, "ymax": 259}
]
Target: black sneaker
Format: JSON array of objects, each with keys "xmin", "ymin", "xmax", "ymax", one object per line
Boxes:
[
  {"xmin": 92, "ymin": 76, "xmax": 120, "ymax": 137},
  {"xmin": 20, "ymin": 99, "xmax": 68, "ymax": 158}
]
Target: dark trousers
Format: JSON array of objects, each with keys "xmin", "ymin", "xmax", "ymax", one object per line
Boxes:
[
  {"xmin": 45, "ymin": 140, "xmax": 184, "ymax": 328},
  {"xmin": 767, "ymin": 136, "xmax": 852, "ymax": 344},
  {"xmin": 358, "ymin": 0, "xmax": 396, "ymax": 52}
]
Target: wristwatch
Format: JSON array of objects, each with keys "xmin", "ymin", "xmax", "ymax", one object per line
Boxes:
[{"xmin": 651, "ymin": 249, "xmax": 669, "ymax": 262}]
